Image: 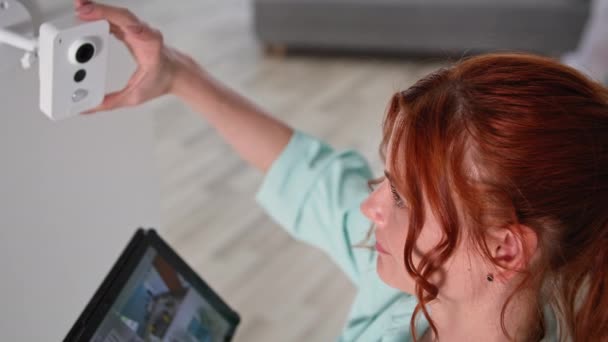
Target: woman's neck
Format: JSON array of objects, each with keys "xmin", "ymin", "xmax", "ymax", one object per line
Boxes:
[{"xmin": 420, "ymin": 289, "xmax": 538, "ymax": 342}]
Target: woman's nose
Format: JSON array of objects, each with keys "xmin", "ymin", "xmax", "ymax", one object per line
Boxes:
[{"xmin": 360, "ymin": 193, "xmax": 385, "ymax": 227}]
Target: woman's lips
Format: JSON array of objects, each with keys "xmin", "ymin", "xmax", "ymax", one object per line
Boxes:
[{"xmin": 375, "ymin": 241, "xmax": 390, "ymax": 254}]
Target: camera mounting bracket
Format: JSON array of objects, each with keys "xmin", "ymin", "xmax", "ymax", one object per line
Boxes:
[{"xmin": 0, "ymin": 0, "xmax": 36, "ymax": 72}]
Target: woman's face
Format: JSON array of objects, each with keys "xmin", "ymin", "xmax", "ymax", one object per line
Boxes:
[
  {"xmin": 360, "ymin": 170, "xmax": 442, "ymax": 294},
  {"xmin": 360, "ymin": 140, "xmax": 489, "ymax": 301}
]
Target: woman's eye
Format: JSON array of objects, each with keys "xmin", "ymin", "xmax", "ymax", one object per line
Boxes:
[
  {"xmin": 367, "ymin": 177, "xmax": 384, "ymax": 192},
  {"xmin": 389, "ymin": 183, "xmax": 405, "ymax": 208}
]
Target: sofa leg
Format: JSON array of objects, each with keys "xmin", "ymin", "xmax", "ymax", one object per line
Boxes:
[{"xmin": 264, "ymin": 44, "xmax": 288, "ymax": 57}]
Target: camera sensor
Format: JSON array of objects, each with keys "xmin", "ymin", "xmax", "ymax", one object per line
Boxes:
[
  {"xmin": 74, "ymin": 69, "xmax": 86, "ymax": 83},
  {"xmin": 75, "ymin": 43, "xmax": 95, "ymax": 63}
]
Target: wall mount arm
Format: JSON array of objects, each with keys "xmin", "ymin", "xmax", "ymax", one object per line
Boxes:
[{"xmin": 0, "ymin": 0, "xmax": 36, "ymax": 70}]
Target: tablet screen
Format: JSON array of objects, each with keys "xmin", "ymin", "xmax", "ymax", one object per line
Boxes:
[{"xmin": 90, "ymin": 246, "xmax": 233, "ymax": 342}]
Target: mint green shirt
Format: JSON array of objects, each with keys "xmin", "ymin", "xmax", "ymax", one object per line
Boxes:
[{"xmin": 255, "ymin": 131, "xmax": 559, "ymax": 341}]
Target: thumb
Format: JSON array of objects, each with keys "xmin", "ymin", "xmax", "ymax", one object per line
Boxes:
[
  {"xmin": 80, "ymin": 90, "xmax": 132, "ymax": 114},
  {"xmin": 81, "ymin": 70, "xmax": 145, "ymax": 114}
]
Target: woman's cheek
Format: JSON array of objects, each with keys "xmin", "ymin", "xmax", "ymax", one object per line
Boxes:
[{"xmin": 387, "ymin": 212, "xmax": 412, "ymax": 274}]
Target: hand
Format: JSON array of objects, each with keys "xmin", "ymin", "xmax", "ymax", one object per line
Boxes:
[{"xmin": 74, "ymin": 0, "xmax": 196, "ymax": 113}]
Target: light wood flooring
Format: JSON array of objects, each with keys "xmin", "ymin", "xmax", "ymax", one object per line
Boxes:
[{"xmin": 120, "ymin": 0, "xmax": 445, "ymax": 340}]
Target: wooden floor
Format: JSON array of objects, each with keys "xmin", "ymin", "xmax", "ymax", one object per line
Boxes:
[{"xmin": 121, "ymin": 0, "xmax": 445, "ymax": 340}]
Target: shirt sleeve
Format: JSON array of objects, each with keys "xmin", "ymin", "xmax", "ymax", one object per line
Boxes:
[{"xmin": 255, "ymin": 131, "xmax": 376, "ymax": 287}]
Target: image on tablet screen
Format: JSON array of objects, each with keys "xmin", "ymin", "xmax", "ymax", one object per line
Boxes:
[{"xmin": 91, "ymin": 248, "xmax": 232, "ymax": 342}]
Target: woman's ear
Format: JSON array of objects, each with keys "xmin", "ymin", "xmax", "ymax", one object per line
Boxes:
[{"xmin": 489, "ymin": 225, "xmax": 538, "ymax": 282}]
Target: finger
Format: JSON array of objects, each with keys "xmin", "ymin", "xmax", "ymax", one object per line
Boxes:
[
  {"xmin": 77, "ymin": 5, "xmax": 161, "ymax": 63},
  {"xmin": 76, "ymin": 2, "xmax": 141, "ymax": 29},
  {"xmin": 107, "ymin": 21, "xmax": 163, "ymax": 66},
  {"xmin": 75, "ymin": 3, "xmax": 157, "ymax": 43},
  {"xmin": 108, "ymin": 21, "xmax": 156, "ymax": 45},
  {"xmin": 109, "ymin": 22, "xmax": 124, "ymax": 40},
  {"xmin": 123, "ymin": 21, "xmax": 161, "ymax": 43},
  {"xmin": 124, "ymin": 23, "xmax": 165, "ymax": 64},
  {"xmin": 76, "ymin": 6, "xmax": 126, "ymax": 44},
  {"xmin": 74, "ymin": 0, "xmax": 90, "ymax": 9}
]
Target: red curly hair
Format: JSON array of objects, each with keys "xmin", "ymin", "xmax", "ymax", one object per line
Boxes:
[{"xmin": 380, "ymin": 53, "xmax": 608, "ymax": 341}]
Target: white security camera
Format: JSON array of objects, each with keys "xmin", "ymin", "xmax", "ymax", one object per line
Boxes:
[
  {"xmin": 0, "ymin": 0, "xmax": 110, "ymax": 120},
  {"xmin": 39, "ymin": 17, "xmax": 110, "ymax": 120}
]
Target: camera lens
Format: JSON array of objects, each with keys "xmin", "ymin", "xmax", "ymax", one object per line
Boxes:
[
  {"xmin": 75, "ymin": 43, "xmax": 95, "ymax": 63},
  {"xmin": 74, "ymin": 69, "xmax": 86, "ymax": 83}
]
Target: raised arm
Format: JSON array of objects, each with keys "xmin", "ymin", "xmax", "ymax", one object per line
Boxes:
[
  {"xmin": 75, "ymin": 2, "xmax": 378, "ymax": 287},
  {"xmin": 75, "ymin": 0, "xmax": 293, "ymax": 172},
  {"xmin": 170, "ymin": 63, "xmax": 294, "ymax": 173}
]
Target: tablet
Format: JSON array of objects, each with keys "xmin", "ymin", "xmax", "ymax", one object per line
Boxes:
[{"xmin": 65, "ymin": 228, "xmax": 240, "ymax": 342}]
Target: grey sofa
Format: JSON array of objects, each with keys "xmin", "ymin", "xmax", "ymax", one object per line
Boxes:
[{"xmin": 253, "ymin": 0, "xmax": 590, "ymax": 56}]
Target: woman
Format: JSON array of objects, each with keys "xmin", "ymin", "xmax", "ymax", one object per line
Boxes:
[{"xmin": 74, "ymin": 1, "xmax": 608, "ymax": 341}]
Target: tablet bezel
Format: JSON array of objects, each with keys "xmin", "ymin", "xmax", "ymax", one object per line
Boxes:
[{"xmin": 64, "ymin": 228, "xmax": 240, "ymax": 341}]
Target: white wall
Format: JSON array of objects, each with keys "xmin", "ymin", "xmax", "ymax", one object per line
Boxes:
[{"xmin": 0, "ymin": 1, "xmax": 160, "ymax": 340}]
